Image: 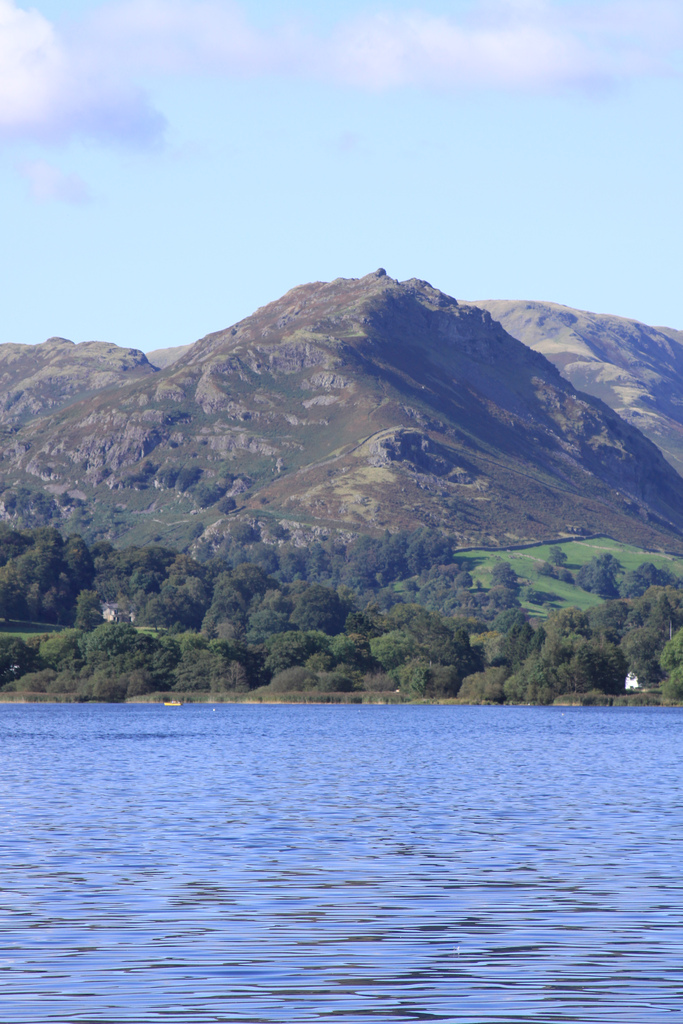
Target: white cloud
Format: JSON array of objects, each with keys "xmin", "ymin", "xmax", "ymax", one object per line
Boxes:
[
  {"xmin": 326, "ymin": 13, "xmax": 604, "ymax": 91},
  {"xmin": 81, "ymin": 0, "xmax": 271, "ymax": 76},
  {"xmin": 0, "ymin": 0, "xmax": 65, "ymax": 128},
  {"xmin": 1, "ymin": 0, "xmax": 682, "ymax": 145},
  {"xmin": 0, "ymin": 0, "xmax": 164, "ymax": 144},
  {"xmin": 82, "ymin": 0, "xmax": 683, "ymax": 91},
  {"xmin": 19, "ymin": 160, "xmax": 91, "ymax": 202}
]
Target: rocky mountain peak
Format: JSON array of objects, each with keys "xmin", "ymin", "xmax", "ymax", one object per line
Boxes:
[{"xmin": 2, "ymin": 275, "xmax": 683, "ymax": 554}]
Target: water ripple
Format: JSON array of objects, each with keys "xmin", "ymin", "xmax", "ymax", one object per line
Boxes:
[{"xmin": 1, "ymin": 705, "xmax": 682, "ymax": 1021}]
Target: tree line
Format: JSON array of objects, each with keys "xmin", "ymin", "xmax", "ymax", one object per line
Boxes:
[{"xmin": 1, "ymin": 525, "xmax": 683, "ymax": 702}]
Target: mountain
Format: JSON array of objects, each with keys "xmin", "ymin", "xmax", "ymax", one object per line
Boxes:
[
  {"xmin": 475, "ymin": 300, "xmax": 683, "ymax": 476},
  {"xmin": 147, "ymin": 344, "xmax": 192, "ymax": 369},
  {"xmin": 3, "ymin": 271, "xmax": 683, "ymax": 553},
  {"xmin": 0, "ymin": 337, "xmax": 156, "ymax": 426}
]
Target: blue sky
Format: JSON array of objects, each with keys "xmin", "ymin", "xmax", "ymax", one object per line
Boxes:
[{"xmin": 1, "ymin": 0, "xmax": 682, "ymax": 352}]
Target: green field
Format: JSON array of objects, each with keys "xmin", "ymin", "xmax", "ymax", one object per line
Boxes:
[
  {"xmin": 0, "ymin": 621, "xmax": 65, "ymax": 640},
  {"xmin": 456, "ymin": 536, "xmax": 683, "ymax": 618}
]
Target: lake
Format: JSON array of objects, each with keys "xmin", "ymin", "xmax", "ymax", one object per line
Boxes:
[{"xmin": 1, "ymin": 704, "xmax": 682, "ymax": 1022}]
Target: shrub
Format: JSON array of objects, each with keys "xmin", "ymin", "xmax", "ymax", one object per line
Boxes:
[
  {"xmin": 175, "ymin": 467, "xmax": 202, "ymax": 492},
  {"xmin": 578, "ymin": 689, "xmax": 612, "ymax": 706},
  {"xmin": 194, "ymin": 483, "xmax": 224, "ymax": 508},
  {"xmin": 458, "ymin": 667, "xmax": 507, "ymax": 704},
  {"xmin": 46, "ymin": 670, "xmax": 80, "ymax": 695},
  {"xmin": 14, "ymin": 669, "xmax": 56, "ymax": 693},
  {"xmin": 269, "ymin": 666, "xmax": 317, "ymax": 693},
  {"xmin": 159, "ymin": 467, "xmax": 179, "ymax": 488},
  {"xmin": 426, "ymin": 664, "xmax": 462, "ymax": 698},
  {"xmin": 91, "ymin": 674, "xmax": 127, "ymax": 701},
  {"xmin": 361, "ymin": 672, "xmax": 398, "ymax": 692},
  {"xmin": 231, "ymin": 521, "xmax": 257, "ymax": 544},
  {"xmin": 124, "ymin": 670, "xmax": 157, "ymax": 698},
  {"xmin": 316, "ymin": 671, "xmax": 354, "ymax": 693}
]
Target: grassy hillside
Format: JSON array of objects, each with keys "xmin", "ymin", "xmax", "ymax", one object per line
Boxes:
[{"xmin": 454, "ymin": 536, "xmax": 683, "ymax": 617}]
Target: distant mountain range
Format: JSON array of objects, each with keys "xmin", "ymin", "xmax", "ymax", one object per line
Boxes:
[
  {"xmin": 476, "ymin": 301, "xmax": 683, "ymax": 476},
  {"xmin": 147, "ymin": 344, "xmax": 192, "ymax": 369},
  {"xmin": 1, "ymin": 272, "xmax": 683, "ymax": 553}
]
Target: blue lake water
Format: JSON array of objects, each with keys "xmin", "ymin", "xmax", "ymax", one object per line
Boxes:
[{"xmin": 1, "ymin": 704, "xmax": 682, "ymax": 1023}]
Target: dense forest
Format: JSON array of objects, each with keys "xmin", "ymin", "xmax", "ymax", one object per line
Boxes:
[{"xmin": 1, "ymin": 524, "xmax": 683, "ymax": 704}]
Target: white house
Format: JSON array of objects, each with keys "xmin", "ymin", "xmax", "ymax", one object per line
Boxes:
[
  {"xmin": 101, "ymin": 602, "xmax": 135, "ymax": 624},
  {"xmin": 625, "ymin": 672, "xmax": 639, "ymax": 690},
  {"xmin": 101, "ymin": 602, "xmax": 120, "ymax": 623}
]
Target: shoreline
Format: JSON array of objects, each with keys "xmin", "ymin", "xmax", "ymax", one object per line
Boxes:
[{"xmin": 0, "ymin": 693, "xmax": 674, "ymax": 708}]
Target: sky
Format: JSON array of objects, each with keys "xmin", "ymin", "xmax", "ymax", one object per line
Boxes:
[{"xmin": 1, "ymin": 0, "xmax": 683, "ymax": 353}]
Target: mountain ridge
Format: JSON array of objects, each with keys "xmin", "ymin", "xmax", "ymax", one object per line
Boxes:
[
  {"xmin": 2, "ymin": 273, "xmax": 683, "ymax": 553},
  {"xmin": 474, "ymin": 299, "xmax": 683, "ymax": 475}
]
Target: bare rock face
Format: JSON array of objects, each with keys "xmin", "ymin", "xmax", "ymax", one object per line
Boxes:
[
  {"xmin": 3, "ymin": 272, "xmax": 683, "ymax": 552},
  {"xmin": 366, "ymin": 430, "xmax": 451, "ymax": 477}
]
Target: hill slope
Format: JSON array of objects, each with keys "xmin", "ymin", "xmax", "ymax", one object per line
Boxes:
[
  {"xmin": 147, "ymin": 344, "xmax": 192, "ymax": 369},
  {"xmin": 0, "ymin": 337, "xmax": 157, "ymax": 425},
  {"xmin": 3, "ymin": 272, "xmax": 683, "ymax": 552},
  {"xmin": 475, "ymin": 300, "xmax": 683, "ymax": 476}
]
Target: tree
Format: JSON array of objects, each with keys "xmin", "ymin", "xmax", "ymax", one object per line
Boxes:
[
  {"xmin": 620, "ymin": 562, "xmax": 678, "ymax": 599},
  {"xmin": 660, "ymin": 628, "xmax": 683, "ymax": 699},
  {"xmin": 217, "ymin": 496, "xmax": 236, "ymax": 514},
  {"xmin": 174, "ymin": 649, "xmax": 222, "ymax": 691},
  {"xmin": 80, "ymin": 622, "xmax": 146, "ymax": 670},
  {"xmin": 63, "ymin": 534, "xmax": 95, "ymax": 592},
  {"xmin": 396, "ymin": 659, "xmax": 431, "ymax": 698},
  {"xmin": 264, "ymin": 631, "xmax": 329, "ymax": 674},
  {"xmin": 194, "ymin": 483, "xmax": 224, "ymax": 508},
  {"xmin": 561, "ymin": 639, "xmax": 627, "ymax": 696},
  {"xmin": 493, "ymin": 608, "xmax": 528, "ymax": 634},
  {"xmin": 405, "ymin": 529, "xmax": 453, "ymax": 575},
  {"xmin": 576, "ymin": 554, "xmax": 622, "ymax": 598},
  {"xmin": 0, "ymin": 635, "xmax": 36, "ymax": 687},
  {"xmin": 75, "ymin": 590, "xmax": 103, "ymax": 631},
  {"xmin": 502, "ymin": 619, "xmax": 540, "ymax": 671},
  {"xmin": 490, "ymin": 562, "xmax": 519, "ymax": 590},
  {"xmin": 370, "ymin": 630, "xmax": 416, "ymax": 671},
  {"xmin": 39, "ymin": 629, "xmax": 84, "ymax": 671},
  {"xmin": 290, "ymin": 584, "xmax": 346, "ymax": 634},
  {"xmin": 246, "ymin": 609, "xmax": 292, "ymax": 644},
  {"xmin": 548, "ymin": 546, "xmax": 568, "ymax": 567}
]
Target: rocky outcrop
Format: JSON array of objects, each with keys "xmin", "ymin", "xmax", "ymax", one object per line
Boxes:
[{"xmin": 0, "ymin": 337, "xmax": 156, "ymax": 424}]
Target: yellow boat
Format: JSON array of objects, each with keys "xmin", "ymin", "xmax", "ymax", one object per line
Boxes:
[{"xmin": 164, "ymin": 700, "xmax": 183, "ymax": 706}]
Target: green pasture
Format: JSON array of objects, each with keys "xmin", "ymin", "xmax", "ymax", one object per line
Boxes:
[
  {"xmin": 456, "ymin": 537, "xmax": 683, "ymax": 618},
  {"xmin": 0, "ymin": 621, "xmax": 65, "ymax": 639}
]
